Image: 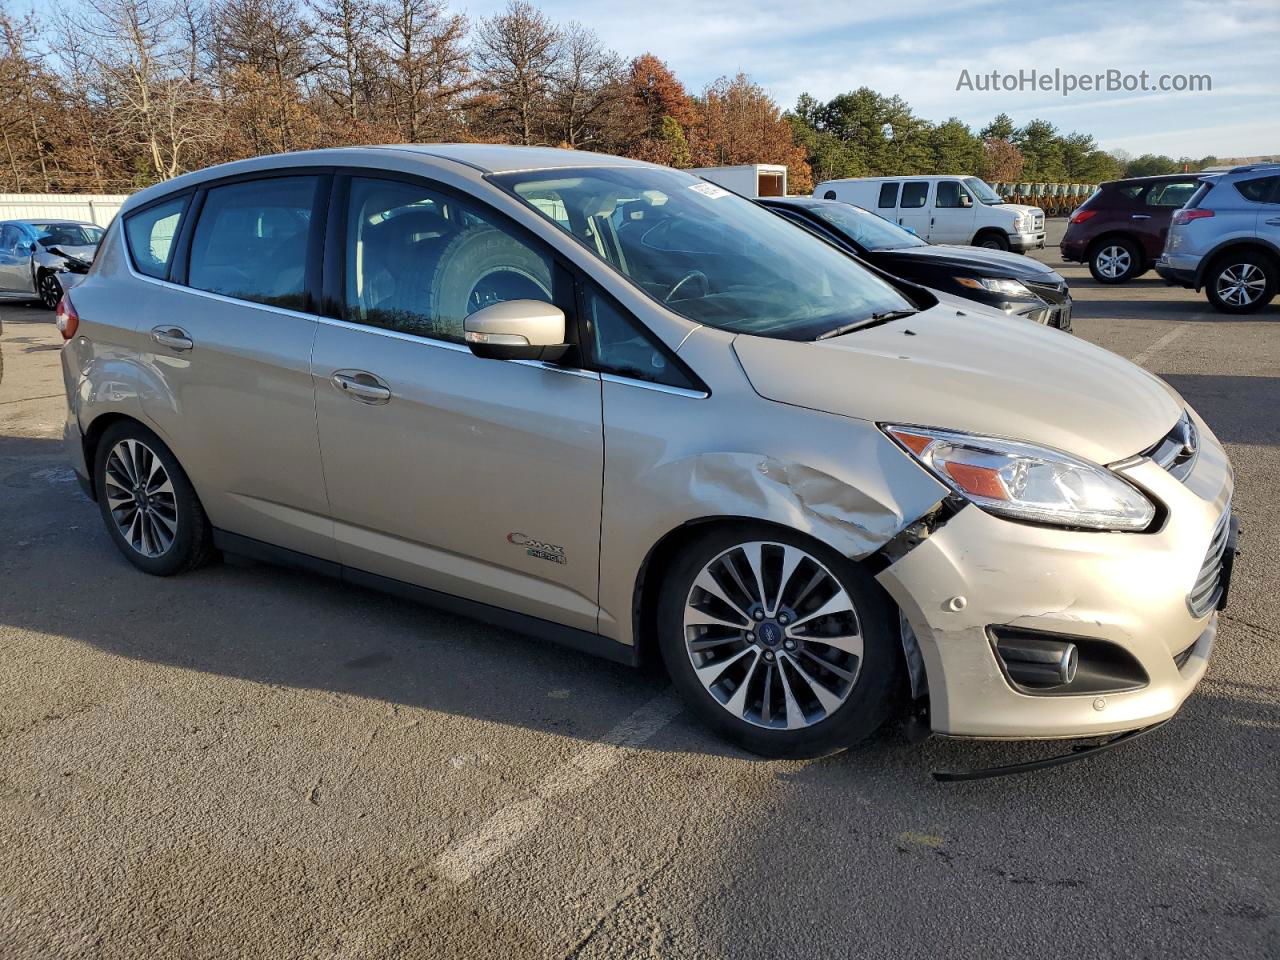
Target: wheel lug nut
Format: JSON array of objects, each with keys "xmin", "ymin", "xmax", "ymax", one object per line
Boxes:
[
  {"xmin": 779, "ymin": 614, "xmax": 790, "ymax": 624},
  {"xmin": 763, "ymin": 650, "xmax": 774, "ymax": 661},
  {"xmin": 753, "ymin": 610, "xmax": 765, "ymax": 621},
  {"xmin": 784, "ymin": 640, "xmax": 796, "ymax": 651}
]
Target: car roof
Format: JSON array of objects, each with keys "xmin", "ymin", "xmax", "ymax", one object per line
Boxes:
[
  {"xmin": 374, "ymin": 144, "xmax": 655, "ymax": 174},
  {"xmin": 6, "ymin": 219, "xmax": 99, "ymax": 228},
  {"xmin": 818, "ymin": 175, "xmax": 973, "ymax": 183},
  {"xmin": 1101, "ymin": 173, "xmax": 1199, "ymax": 187}
]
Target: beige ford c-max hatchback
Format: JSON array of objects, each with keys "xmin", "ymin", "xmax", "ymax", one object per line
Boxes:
[{"xmin": 58, "ymin": 146, "xmax": 1235, "ymax": 765}]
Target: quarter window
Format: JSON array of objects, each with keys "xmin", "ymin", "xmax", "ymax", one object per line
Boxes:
[
  {"xmin": 187, "ymin": 177, "xmax": 317, "ymax": 309},
  {"xmin": 343, "ymin": 176, "xmax": 559, "ymax": 343},
  {"xmin": 899, "ymin": 182, "xmax": 929, "ymax": 208},
  {"xmin": 877, "ymin": 183, "xmax": 899, "ymax": 208},
  {"xmin": 586, "ymin": 286, "xmax": 696, "ymax": 390},
  {"xmin": 124, "ymin": 196, "xmax": 187, "ymax": 279},
  {"xmin": 1235, "ymin": 176, "xmax": 1279, "ymax": 203}
]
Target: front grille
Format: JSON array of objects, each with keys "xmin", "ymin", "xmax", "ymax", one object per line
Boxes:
[
  {"xmin": 1031, "ymin": 211, "xmax": 1045, "ymax": 232},
  {"xmin": 1188, "ymin": 507, "xmax": 1231, "ymax": 618},
  {"xmin": 1144, "ymin": 412, "xmax": 1199, "ymax": 482},
  {"xmin": 1024, "ymin": 279, "xmax": 1069, "ymax": 304}
]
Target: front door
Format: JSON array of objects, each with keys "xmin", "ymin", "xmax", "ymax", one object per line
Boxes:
[
  {"xmin": 929, "ymin": 180, "xmax": 977, "ymax": 243},
  {"xmin": 895, "ymin": 181, "xmax": 931, "ymax": 237},
  {"xmin": 311, "ymin": 175, "xmax": 604, "ymax": 632},
  {"xmin": 137, "ymin": 174, "xmax": 337, "ymax": 562}
]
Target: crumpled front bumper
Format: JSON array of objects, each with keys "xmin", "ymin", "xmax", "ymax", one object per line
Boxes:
[{"xmin": 875, "ymin": 411, "xmax": 1233, "ymax": 739}]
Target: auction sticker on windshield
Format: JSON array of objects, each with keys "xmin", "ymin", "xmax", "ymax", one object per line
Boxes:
[{"xmin": 689, "ymin": 182, "xmax": 730, "ymax": 199}]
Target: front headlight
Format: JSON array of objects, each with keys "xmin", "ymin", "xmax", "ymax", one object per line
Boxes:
[
  {"xmin": 954, "ymin": 276, "xmax": 1036, "ymax": 299},
  {"xmin": 884, "ymin": 426, "xmax": 1156, "ymax": 531}
]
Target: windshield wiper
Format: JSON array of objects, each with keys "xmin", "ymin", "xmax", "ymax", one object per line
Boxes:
[{"xmin": 816, "ymin": 309, "xmax": 917, "ymax": 340}]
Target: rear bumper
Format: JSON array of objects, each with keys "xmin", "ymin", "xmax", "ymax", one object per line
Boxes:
[
  {"xmin": 1059, "ymin": 235, "xmax": 1087, "ymax": 262},
  {"xmin": 877, "ymin": 418, "xmax": 1233, "ymax": 740}
]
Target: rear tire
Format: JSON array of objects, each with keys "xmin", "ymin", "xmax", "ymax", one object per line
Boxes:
[
  {"xmin": 657, "ymin": 523, "xmax": 901, "ymax": 758},
  {"xmin": 1204, "ymin": 252, "xmax": 1276, "ymax": 314},
  {"xmin": 1088, "ymin": 237, "xmax": 1142, "ymax": 283},
  {"xmin": 93, "ymin": 421, "xmax": 214, "ymax": 576}
]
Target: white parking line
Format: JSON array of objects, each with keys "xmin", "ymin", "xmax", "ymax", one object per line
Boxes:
[
  {"xmin": 1130, "ymin": 325, "xmax": 1189, "ymax": 368},
  {"xmin": 432, "ymin": 692, "xmax": 683, "ymax": 884}
]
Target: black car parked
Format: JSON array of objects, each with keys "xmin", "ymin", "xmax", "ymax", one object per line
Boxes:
[{"xmin": 760, "ymin": 197, "xmax": 1073, "ymax": 331}]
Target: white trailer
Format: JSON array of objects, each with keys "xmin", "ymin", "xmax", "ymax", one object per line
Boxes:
[{"xmin": 687, "ymin": 164, "xmax": 788, "ymax": 198}]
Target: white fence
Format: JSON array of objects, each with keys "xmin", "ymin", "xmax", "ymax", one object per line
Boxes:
[{"xmin": 0, "ymin": 193, "xmax": 129, "ymax": 226}]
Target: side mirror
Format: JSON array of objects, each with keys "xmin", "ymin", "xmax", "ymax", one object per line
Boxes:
[{"xmin": 464, "ymin": 299, "xmax": 569, "ymax": 362}]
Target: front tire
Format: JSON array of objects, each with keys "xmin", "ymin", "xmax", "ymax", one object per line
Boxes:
[
  {"xmin": 93, "ymin": 421, "xmax": 214, "ymax": 576},
  {"xmin": 1205, "ymin": 252, "xmax": 1276, "ymax": 314},
  {"xmin": 975, "ymin": 231, "xmax": 1010, "ymax": 251},
  {"xmin": 657, "ymin": 524, "xmax": 901, "ymax": 758},
  {"xmin": 38, "ymin": 272, "xmax": 63, "ymax": 310}
]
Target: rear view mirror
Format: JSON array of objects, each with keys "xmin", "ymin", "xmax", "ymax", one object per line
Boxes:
[{"xmin": 464, "ymin": 300, "xmax": 569, "ymax": 362}]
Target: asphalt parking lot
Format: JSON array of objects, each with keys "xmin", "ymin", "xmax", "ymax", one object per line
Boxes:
[{"xmin": 1, "ymin": 221, "xmax": 1277, "ymax": 959}]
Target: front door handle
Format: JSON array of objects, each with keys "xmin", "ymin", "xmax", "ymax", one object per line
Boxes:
[
  {"xmin": 151, "ymin": 326, "xmax": 193, "ymax": 351},
  {"xmin": 331, "ymin": 371, "xmax": 392, "ymax": 404},
  {"xmin": 1131, "ymin": 214, "xmax": 1151, "ymax": 220}
]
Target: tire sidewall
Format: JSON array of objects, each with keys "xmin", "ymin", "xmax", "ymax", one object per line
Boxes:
[
  {"xmin": 94, "ymin": 422, "xmax": 206, "ymax": 576},
  {"xmin": 1088, "ymin": 237, "xmax": 1140, "ymax": 284},
  {"xmin": 657, "ymin": 523, "xmax": 902, "ymax": 758},
  {"xmin": 1206, "ymin": 253, "xmax": 1276, "ymax": 314},
  {"xmin": 39, "ymin": 272, "xmax": 63, "ymax": 310},
  {"xmin": 976, "ymin": 232, "xmax": 1010, "ymax": 251}
]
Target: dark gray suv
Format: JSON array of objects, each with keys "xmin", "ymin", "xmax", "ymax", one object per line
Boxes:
[{"xmin": 1156, "ymin": 163, "xmax": 1280, "ymax": 313}]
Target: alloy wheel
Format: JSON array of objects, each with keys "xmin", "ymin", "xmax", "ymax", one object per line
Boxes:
[
  {"xmin": 39, "ymin": 274, "xmax": 62, "ymax": 310},
  {"xmin": 682, "ymin": 541, "xmax": 862, "ymax": 730},
  {"xmin": 1096, "ymin": 245, "xmax": 1131, "ymax": 279},
  {"xmin": 103, "ymin": 439, "xmax": 178, "ymax": 558},
  {"xmin": 1216, "ymin": 263, "xmax": 1266, "ymax": 307}
]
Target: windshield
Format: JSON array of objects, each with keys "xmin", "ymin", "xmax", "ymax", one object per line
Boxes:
[
  {"xmin": 491, "ymin": 167, "xmax": 916, "ymax": 340},
  {"xmin": 963, "ymin": 177, "xmax": 1004, "ymax": 205},
  {"xmin": 35, "ymin": 223, "xmax": 105, "ymax": 247},
  {"xmin": 804, "ymin": 202, "xmax": 927, "ymax": 251}
]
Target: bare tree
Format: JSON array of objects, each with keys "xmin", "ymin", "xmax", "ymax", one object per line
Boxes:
[
  {"xmin": 549, "ymin": 21, "xmax": 621, "ymax": 149},
  {"xmin": 373, "ymin": 0, "xmax": 468, "ymax": 141},
  {"xmin": 472, "ymin": 0, "xmax": 560, "ymax": 145},
  {"xmin": 0, "ymin": 6, "xmax": 51, "ymax": 190},
  {"xmin": 216, "ymin": 0, "xmax": 316, "ymax": 150},
  {"xmin": 309, "ymin": 0, "xmax": 376, "ymax": 123}
]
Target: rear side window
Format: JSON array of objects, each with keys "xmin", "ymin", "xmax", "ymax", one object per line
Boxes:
[
  {"xmin": 1146, "ymin": 181, "xmax": 1198, "ymax": 207},
  {"xmin": 125, "ymin": 196, "xmax": 187, "ymax": 279},
  {"xmin": 188, "ymin": 177, "xmax": 317, "ymax": 309},
  {"xmin": 900, "ymin": 182, "xmax": 929, "ymax": 208},
  {"xmin": 1116, "ymin": 184, "xmax": 1144, "ymax": 199},
  {"xmin": 1235, "ymin": 176, "xmax": 1280, "ymax": 203},
  {"xmin": 877, "ymin": 183, "xmax": 899, "ymax": 208}
]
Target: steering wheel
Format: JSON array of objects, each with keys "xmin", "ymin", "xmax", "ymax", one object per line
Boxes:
[{"xmin": 664, "ymin": 270, "xmax": 710, "ymax": 303}]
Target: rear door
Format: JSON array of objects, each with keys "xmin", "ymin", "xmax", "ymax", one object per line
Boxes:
[
  {"xmin": 0, "ymin": 224, "xmax": 33, "ymax": 294},
  {"xmin": 310, "ymin": 174, "xmax": 604, "ymax": 632},
  {"xmin": 135, "ymin": 173, "xmax": 337, "ymax": 562},
  {"xmin": 895, "ymin": 181, "xmax": 931, "ymax": 237},
  {"xmin": 1139, "ymin": 179, "xmax": 1200, "ymax": 260},
  {"xmin": 929, "ymin": 180, "xmax": 977, "ymax": 243}
]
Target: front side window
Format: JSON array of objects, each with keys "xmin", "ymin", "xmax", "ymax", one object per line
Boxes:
[
  {"xmin": 899, "ymin": 182, "xmax": 929, "ymax": 208},
  {"xmin": 962, "ymin": 177, "xmax": 1004, "ymax": 204},
  {"xmin": 0, "ymin": 224, "xmax": 22, "ymax": 253},
  {"xmin": 877, "ymin": 183, "xmax": 899, "ymax": 208},
  {"xmin": 493, "ymin": 166, "xmax": 917, "ymax": 341},
  {"xmin": 124, "ymin": 196, "xmax": 187, "ymax": 279},
  {"xmin": 935, "ymin": 181, "xmax": 971, "ymax": 209},
  {"xmin": 36, "ymin": 224, "xmax": 105, "ymax": 247},
  {"xmin": 586, "ymin": 285, "xmax": 696, "ymax": 390},
  {"xmin": 809, "ymin": 203, "xmax": 926, "ymax": 250},
  {"xmin": 188, "ymin": 177, "xmax": 316, "ymax": 309},
  {"xmin": 1145, "ymin": 181, "xmax": 1198, "ymax": 208},
  {"xmin": 343, "ymin": 176, "xmax": 558, "ymax": 343}
]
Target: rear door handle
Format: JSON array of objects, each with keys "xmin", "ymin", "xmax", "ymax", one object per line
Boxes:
[
  {"xmin": 1130, "ymin": 214, "xmax": 1151, "ymax": 220},
  {"xmin": 1266, "ymin": 218, "xmax": 1280, "ymax": 226},
  {"xmin": 151, "ymin": 326, "xmax": 193, "ymax": 351},
  {"xmin": 331, "ymin": 371, "xmax": 392, "ymax": 404}
]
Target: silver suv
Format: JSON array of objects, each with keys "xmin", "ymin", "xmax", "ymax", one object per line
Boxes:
[
  {"xmin": 57, "ymin": 146, "xmax": 1235, "ymax": 762},
  {"xmin": 1156, "ymin": 163, "xmax": 1280, "ymax": 313}
]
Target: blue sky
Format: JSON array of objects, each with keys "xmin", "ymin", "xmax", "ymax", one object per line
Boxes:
[{"xmin": 464, "ymin": 0, "xmax": 1280, "ymax": 158}]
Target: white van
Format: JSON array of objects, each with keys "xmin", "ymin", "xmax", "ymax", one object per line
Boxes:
[{"xmin": 813, "ymin": 175, "xmax": 1045, "ymax": 252}]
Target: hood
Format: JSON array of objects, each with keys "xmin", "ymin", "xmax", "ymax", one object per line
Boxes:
[
  {"xmin": 52, "ymin": 244, "xmax": 97, "ymax": 261},
  {"xmin": 733, "ymin": 306, "xmax": 1182, "ymax": 465},
  {"xmin": 872, "ymin": 244, "xmax": 1061, "ymax": 283}
]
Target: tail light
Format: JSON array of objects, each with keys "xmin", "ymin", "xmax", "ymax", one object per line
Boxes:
[
  {"xmin": 1173, "ymin": 209, "xmax": 1214, "ymax": 226},
  {"xmin": 1069, "ymin": 209, "xmax": 1097, "ymax": 224},
  {"xmin": 55, "ymin": 294, "xmax": 79, "ymax": 341}
]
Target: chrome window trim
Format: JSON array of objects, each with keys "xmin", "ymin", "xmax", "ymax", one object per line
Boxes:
[
  {"xmin": 122, "ymin": 261, "xmax": 321, "ymax": 324},
  {"xmin": 600, "ymin": 372, "xmax": 708, "ymax": 399}
]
